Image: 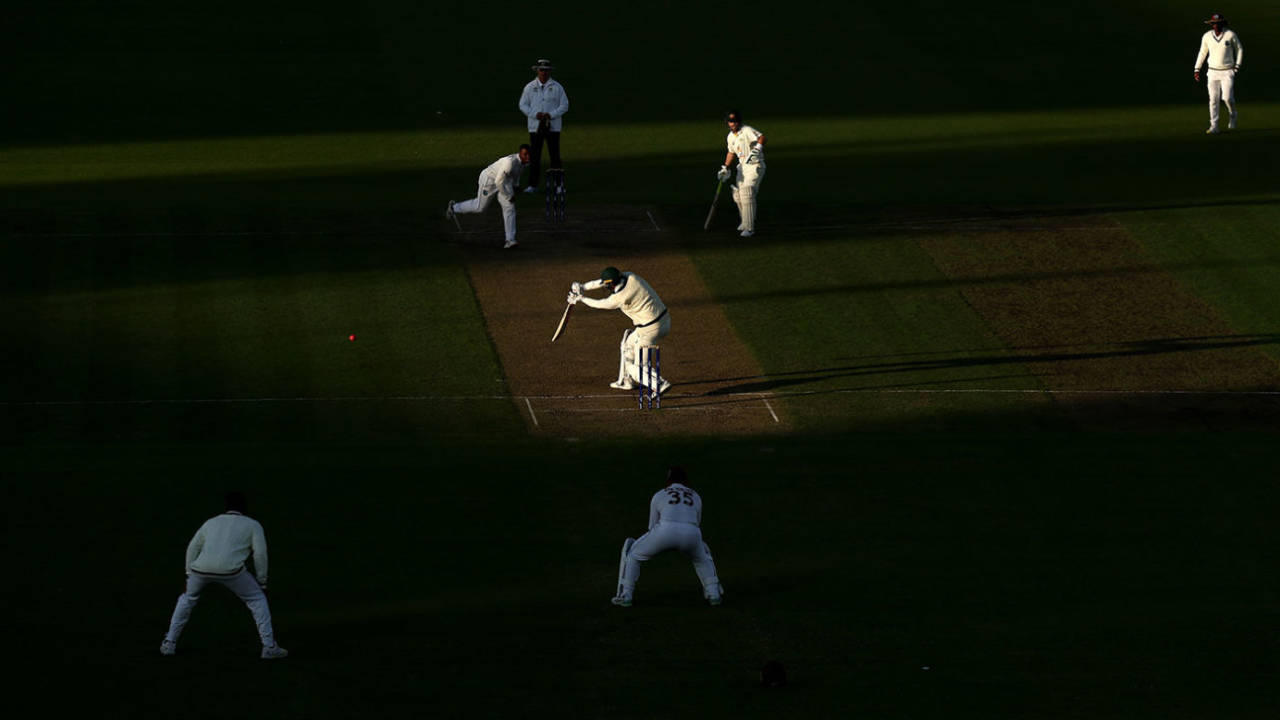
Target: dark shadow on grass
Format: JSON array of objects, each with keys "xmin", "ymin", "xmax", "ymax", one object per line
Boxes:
[{"xmin": 690, "ymin": 334, "xmax": 1280, "ymax": 395}]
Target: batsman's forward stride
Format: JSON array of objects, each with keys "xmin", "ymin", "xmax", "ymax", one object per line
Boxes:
[{"xmin": 568, "ymin": 266, "xmax": 671, "ymax": 395}]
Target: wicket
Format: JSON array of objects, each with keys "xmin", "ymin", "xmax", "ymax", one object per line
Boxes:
[
  {"xmin": 545, "ymin": 168, "xmax": 566, "ymax": 222},
  {"xmin": 638, "ymin": 345, "xmax": 661, "ymax": 410}
]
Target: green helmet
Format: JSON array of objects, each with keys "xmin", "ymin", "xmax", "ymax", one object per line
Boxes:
[{"xmin": 600, "ymin": 267, "xmax": 623, "ymax": 286}]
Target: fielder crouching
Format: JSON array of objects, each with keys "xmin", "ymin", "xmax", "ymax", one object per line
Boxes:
[
  {"xmin": 568, "ymin": 266, "xmax": 671, "ymax": 394},
  {"xmin": 613, "ymin": 467, "xmax": 723, "ymax": 607}
]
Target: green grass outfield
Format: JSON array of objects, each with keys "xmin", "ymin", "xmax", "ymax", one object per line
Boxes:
[{"xmin": 5, "ymin": 1, "xmax": 1280, "ymax": 717}]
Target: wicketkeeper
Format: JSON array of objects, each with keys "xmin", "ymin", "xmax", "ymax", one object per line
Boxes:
[
  {"xmin": 567, "ymin": 266, "xmax": 671, "ymax": 394},
  {"xmin": 717, "ymin": 110, "xmax": 766, "ymax": 237},
  {"xmin": 446, "ymin": 144, "xmax": 531, "ymax": 249},
  {"xmin": 612, "ymin": 467, "xmax": 723, "ymax": 607}
]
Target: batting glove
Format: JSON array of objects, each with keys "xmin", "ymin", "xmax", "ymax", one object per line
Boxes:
[
  {"xmin": 567, "ymin": 292, "xmax": 581, "ymax": 305},
  {"xmin": 571, "ymin": 281, "xmax": 582, "ymax": 294},
  {"xmin": 716, "ymin": 166, "xmax": 731, "ymax": 182}
]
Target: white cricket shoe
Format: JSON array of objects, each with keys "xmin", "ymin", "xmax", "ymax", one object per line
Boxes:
[
  {"xmin": 610, "ymin": 596, "xmax": 632, "ymax": 607},
  {"xmin": 1206, "ymin": 127, "xmax": 1219, "ymax": 134},
  {"xmin": 445, "ymin": 201, "xmax": 455, "ymax": 219},
  {"xmin": 503, "ymin": 239, "xmax": 518, "ymax": 249},
  {"xmin": 1228, "ymin": 113, "xmax": 1237, "ymax": 130},
  {"xmin": 160, "ymin": 639, "xmax": 176, "ymax": 656},
  {"xmin": 522, "ymin": 186, "xmax": 537, "ymax": 194},
  {"xmin": 708, "ymin": 595, "xmax": 723, "ymax": 606},
  {"xmin": 739, "ymin": 230, "xmax": 754, "ymax": 237},
  {"xmin": 657, "ymin": 379, "xmax": 671, "ymax": 394},
  {"xmin": 610, "ymin": 380, "xmax": 635, "ymax": 390},
  {"xmin": 261, "ymin": 645, "xmax": 289, "ymax": 659}
]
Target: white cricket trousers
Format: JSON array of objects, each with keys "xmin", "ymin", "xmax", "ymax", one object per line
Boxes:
[
  {"xmin": 619, "ymin": 314, "xmax": 671, "ymax": 387},
  {"xmin": 731, "ymin": 162, "xmax": 765, "ymax": 232},
  {"xmin": 452, "ymin": 172, "xmax": 517, "ymax": 242},
  {"xmin": 619, "ymin": 521, "xmax": 721, "ymax": 601},
  {"xmin": 164, "ymin": 569, "xmax": 278, "ymax": 647},
  {"xmin": 1206, "ymin": 69, "xmax": 1237, "ymax": 130}
]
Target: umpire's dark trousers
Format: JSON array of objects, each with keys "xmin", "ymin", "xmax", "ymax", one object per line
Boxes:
[{"xmin": 527, "ymin": 130, "xmax": 562, "ymax": 189}]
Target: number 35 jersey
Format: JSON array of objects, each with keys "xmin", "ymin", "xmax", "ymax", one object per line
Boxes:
[{"xmin": 648, "ymin": 483, "xmax": 703, "ymax": 528}]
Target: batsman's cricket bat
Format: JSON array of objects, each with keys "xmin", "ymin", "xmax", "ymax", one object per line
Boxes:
[
  {"xmin": 703, "ymin": 180, "xmax": 724, "ymax": 230},
  {"xmin": 551, "ymin": 303, "xmax": 574, "ymax": 343}
]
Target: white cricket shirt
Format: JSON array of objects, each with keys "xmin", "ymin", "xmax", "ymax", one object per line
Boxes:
[
  {"xmin": 647, "ymin": 483, "xmax": 703, "ymax": 529},
  {"xmin": 518, "ymin": 78, "xmax": 570, "ymax": 132},
  {"xmin": 580, "ymin": 272, "xmax": 666, "ymax": 326},
  {"xmin": 1195, "ymin": 30, "xmax": 1243, "ymax": 71},
  {"xmin": 481, "ymin": 153, "xmax": 526, "ymax": 198},
  {"xmin": 726, "ymin": 125, "xmax": 765, "ymax": 165},
  {"xmin": 185, "ymin": 511, "xmax": 270, "ymax": 585}
]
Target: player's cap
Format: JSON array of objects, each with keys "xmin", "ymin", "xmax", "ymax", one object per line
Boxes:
[
  {"xmin": 532, "ymin": 58, "xmax": 555, "ymax": 71},
  {"xmin": 600, "ymin": 266, "xmax": 622, "ymax": 285},
  {"xmin": 1204, "ymin": 13, "xmax": 1226, "ymax": 24},
  {"xmin": 667, "ymin": 466, "xmax": 687, "ymax": 486},
  {"xmin": 725, "ymin": 110, "xmax": 744, "ymax": 125}
]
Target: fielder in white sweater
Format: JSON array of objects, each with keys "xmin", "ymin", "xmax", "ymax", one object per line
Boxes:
[
  {"xmin": 447, "ymin": 145, "xmax": 531, "ymax": 248},
  {"xmin": 1193, "ymin": 14, "xmax": 1244, "ymax": 133},
  {"xmin": 161, "ymin": 493, "xmax": 287, "ymax": 659}
]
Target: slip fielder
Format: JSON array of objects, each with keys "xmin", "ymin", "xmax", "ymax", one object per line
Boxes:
[
  {"xmin": 160, "ymin": 492, "xmax": 288, "ymax": 659},
  {"xmin": 717, "ymin": 110, "xmax": 766, "ymax": 237},
  {"xmin": 1193, "ymin": 13, "xmax": 1243, "ymax": 134},
  {"xmin": 567, "ymin": 266, "xmax": 671, "ymax": 395},
  {"xmin": 612, "ymin": 467, "xmax": 724, "ymax": 607}
]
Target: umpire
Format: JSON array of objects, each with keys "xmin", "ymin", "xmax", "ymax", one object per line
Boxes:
[{"xmin": 518, "ymin": 58, "xmax": 569, "ymax": 193}]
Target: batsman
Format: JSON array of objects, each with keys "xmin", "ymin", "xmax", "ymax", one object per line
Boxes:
[{"xmin": 567, "ymin": 266, "xmax": 671, "ymax": 395}]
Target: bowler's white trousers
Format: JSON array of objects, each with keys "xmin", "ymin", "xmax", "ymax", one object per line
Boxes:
[
  {"xmin": 453, "ymin": 172, "xmax": 517, "ymax": 242},
  {"xmin": 164, "ymin": 569, "xmax": 278, "ymax": 647},
  {"xmin": 619, "ymin": 521, "xmax": 721, "ymax": 600},
  {"xmin": 1206, "ymin": 69, "xmax": 1237, "ymax": 130},
  {"xmin": 732, "ymin": 162, "xmax": 765, "ymax": 232}
]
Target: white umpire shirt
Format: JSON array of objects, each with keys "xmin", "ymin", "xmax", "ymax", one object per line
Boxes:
[
  {"xmin": 648, "ymin": 483, "xmax": 703, "ymax": 529},
  {"xmin": 727, "ymin": 125, "xmax": 765, "ymax": 165},
  {"xmin": 580, "ymin": 272, "xmax": 666, "ymax": 326},
  {"xmin": 185, "ymin": 511, "xmax": 270, "ymax": 585},
  {"xmin": 1194, "ymin": 29, "xmax": 1244, "ymax": 71},
  {"xmin": 518, "ymin": 78, "xmax": 570, "ymax": 132}
]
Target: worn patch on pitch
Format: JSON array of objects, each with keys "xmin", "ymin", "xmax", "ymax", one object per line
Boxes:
[
  {"xmin": 917, "ymin": 216, "xmax": 1280, "ymax": 430},
  {"xmin": 461, "ymin": 207, "xmax": 788, "ymax": 436}
]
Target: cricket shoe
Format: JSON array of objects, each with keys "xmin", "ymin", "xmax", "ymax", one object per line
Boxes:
[
  {"xmin": 503, "ymin": 239, "xmax": 518, "ymax": 249},
  {"xmin": 1228, "ymin": 113, "xmax": 1237, "ymax": 130},
  {"xmin": 261, "ymin": 645, "xmax": 289, "ymax": 659},
  {"xmin": 160, "ymin": 639, "xmax": 176, "ymax": 656},
  {"xmin": 657, "ymin": 379, "xmax": 672, "ymax": 394},
  {"xmin": 739, "ymin": 230, "xmax": 754, "ymax": 237},
  {"xmin": 610, "ymin": 595, "xmax": 633, "ymax": 607},
  {"xmin": 1205, "ymin": 127, "xmax": 1219, "ymax": 134},
  {"xmin": 522, "ymin": 186, "xmax": 538, "ymax": 194},
  {"xmin": 610, "ymin": 380, "xmax": 635, "ymax": 390},
  {"xmin": 445, "ymin": 201, "xmax": 455, "ymax": 219},
  {"xmin": 708, "ymin": 595, "xmax": 723, "ymax": 607}
]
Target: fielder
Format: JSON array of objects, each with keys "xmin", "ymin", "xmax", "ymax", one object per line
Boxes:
[
  {"xmin": 1194, "ymin": 13, "xmax": 1243, "ymax": 134},
  {"xmin": 446, "ymin": 144, "xmax": 531, "ymax": 249},
  {"xmin": 160, "ymin": 492, "xmax": 288, "ymax": 659},
  {"xmin": 568, "ymin": 266, "xmax": 671, "ymax": 394},
  {"xmin": 612, "ymin": 467, "xmax": 723, "ymax": 607},
  {"xmin": 717, "ymin": 110, "xmax": 766, "ymax": 237}
]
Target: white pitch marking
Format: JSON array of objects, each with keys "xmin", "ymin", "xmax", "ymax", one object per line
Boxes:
[
  {"xmin": 524, "ymin": 398, "xmax": 540, "ymax": 427},
  {"xmin": 646, "ymin": 211, "xmax": 662, "ymax": 232},
  {"xmin": 5, "ymin": 388, "xmax": 1279, "ymax": 408},
  {"xmin": 760, "ymin": 396, "xmax": 780, "ymax": 423}
]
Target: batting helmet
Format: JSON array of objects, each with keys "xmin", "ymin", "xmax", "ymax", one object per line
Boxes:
[
  {"xmin": 725, "ymin": 110, "xmax": 745, "ymax": 125},
  {"xmin": 600, "ymin": 266, "xmax": 622, "ymax": 286}
]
